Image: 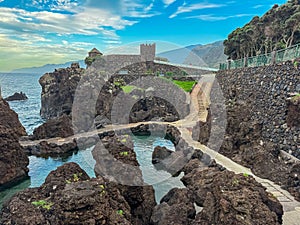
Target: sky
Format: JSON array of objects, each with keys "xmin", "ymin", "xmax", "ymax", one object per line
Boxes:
[{"xmin": 0, "ymin": 0, "xmax": 287, "ymax": 72}]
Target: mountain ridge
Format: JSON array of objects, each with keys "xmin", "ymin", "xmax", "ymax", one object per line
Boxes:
[
  {"xmin": 11, "ymin": 60, "xmax": 85, "ymax": 74},
  {"xmin": 158, "ymin": 40, "xmax": 226, "ymax": 69}
]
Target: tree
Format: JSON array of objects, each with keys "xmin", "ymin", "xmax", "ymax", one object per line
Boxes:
[
  {"xmin": 223, "ymin": 1, "xmax": 300, "ymax": 59},
  {"xmin": 284, "ymin": 12, "xmax": 300, "ymax": 47}
]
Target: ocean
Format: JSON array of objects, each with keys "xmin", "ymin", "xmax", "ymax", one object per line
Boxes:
[{"xmin": 0, "ymin": 72, "xmax": 184, "ymax": 206}]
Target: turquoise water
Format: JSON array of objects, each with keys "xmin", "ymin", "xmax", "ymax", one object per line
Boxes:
[
  {"xmin": 0, "ymin": 73, "xmax": 184, "ymax": 206},
  {"xmin": 0, "ymin": 73, "xmax": 44, "ymax": 134},
  {"xmin": 132, "ymin": 135, "xmax": 185, "ymax": 201}
]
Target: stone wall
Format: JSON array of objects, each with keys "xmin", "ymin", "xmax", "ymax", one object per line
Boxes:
[
  {"xmin": 102, "ymin": 55, "xmax": 142, "ymax": 74},
  {"xmin": 216, "ymin": 61, "xmax": 300, "ymax": 158}
]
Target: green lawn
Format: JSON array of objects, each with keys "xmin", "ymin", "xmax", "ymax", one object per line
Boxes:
[
  {"xmin": 121, "ymin": 85, "xmax": 136, "ymax": 93},
  {"xmin": 172, "ymin": 80, "xmax": 197, "ymax": 92},
  {"xmin": 121, "ymin": 80, "xmax": 196, "ymax": 93}
]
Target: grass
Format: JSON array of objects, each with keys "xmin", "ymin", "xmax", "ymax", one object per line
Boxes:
[
  {"xmin": 32, "ymin": 200, "xmax": 53, "ymax": 210},
  {"xmin": 172, "ymin": 80, "xmax": 197, "ymax": 92},
  {"xmin": 119, "ymin": 151, "xmax": 129, "ymax": 156},
  {"xmin": 292, "ymin": 93, "xmax": 300, "ymax": 102},
  {"xmin": 120, "ymin": 79, "xmax": 196, "ymax": 93},
  {"xmin": 117, "ymin": 209, "xmax": 124, "ymax": 216},
  {"xmin": 121, "ymin": 85, "xmax": 136, "ymax": 93}
]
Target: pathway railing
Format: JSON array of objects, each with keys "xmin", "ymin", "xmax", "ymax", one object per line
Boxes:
[{"xmin": 219, "ymin": 43, "xmax": 300, "ymax": 70}]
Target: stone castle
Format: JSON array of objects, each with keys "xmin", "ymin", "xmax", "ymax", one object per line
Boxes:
[
  {"xmin": 88, "ymin": 43, "xmax": 156, "ymax": 62},
  {"xmin": 140, "ymin": 43, "xmax": 156, "ymax": 61},
  {"xmin": 87, "ymin": 43, "xmax": 156, "ymax": 75}
]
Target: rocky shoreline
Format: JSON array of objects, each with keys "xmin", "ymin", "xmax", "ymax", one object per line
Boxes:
[
  {"xmin": 1, "ymin": 60, "xmax": 300, "ymax": 224},
  {"xmin": 0, "ymin": 98, "xmax": 29, "ymax": 191},
  {"xmin": 196, "ymin": 61, "xmax": 300, "ymax": 201},
  {"xmin": 1, "ymin": 128, "xmax": 283, "ymax": 224}
]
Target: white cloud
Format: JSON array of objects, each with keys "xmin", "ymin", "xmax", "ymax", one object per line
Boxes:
[
  {"xmin": 169, "ymin": 2, "xmax": 224, "ymax": 18},
  {"xmin": 187, "ymin": 14, "xmax": 253, "ymax": 21},
  {"xmin": 0, "ymin": 34, "xmax": 89, "ymax": 71},
  {"xmin": 253, "ymin": 5, "xmax": 264, "ymax": 9},
  {"xmin": 30, "ymin": 0, "xmax": 80, "ymax": 12},
  {"xmin": 103, "ymin": 40, "xmax": 122, "ymax": 45},
  {"xmin": 50, "ymin": 0, "xmax": 79, "ymax": 11},
  {"xmin": 0, "ymin": 7, "xmax": 135, "ymax": 38},
  {"xmin": 0, "ymin": 0, "xmax": 160, "ymax": 71},
  {"xmin": 163, "ymin": 0, "xmax": 176, "ymax": 7},
  {"xmin": 121, "ymin": 0, "xmax": 160, "ymax": 18},
  {"xmin": 19, "ymin": 33, "xmax": 52, "ymax": 43}
]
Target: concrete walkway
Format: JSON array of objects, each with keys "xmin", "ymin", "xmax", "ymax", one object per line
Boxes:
[
  {"xmin": 181, "ymin": 74, "xmax": 300, "ymax": 225},
  {"xmin": 20, "ymin": 74, "xmax": 300, "ymax": 224}
]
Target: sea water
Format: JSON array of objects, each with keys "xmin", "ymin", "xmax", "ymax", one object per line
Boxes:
[{"xmin": 0, "ymin": 73, "xmax": 184, "ymax": 206}]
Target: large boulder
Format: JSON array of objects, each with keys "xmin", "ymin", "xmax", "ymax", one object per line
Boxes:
[
  {"xmin": 0, "ymin": 98, "xmax": 26, "ymax": 137},
  {"xmin": 4, "ymin": 92, "xmax": 28, "ymax": 101},
  {"xmin": 39, "ymin": 65, "xmax": 84, "ymax": 119},
  {"xmin": 0, "ymin": 98, "xmax": 28, "ymax": 190},
  {"xmin": 286, "ymin": 163, "xmax": 300, "ymax": 201},
  {"xmin": 32, "ymin": 114, "xmax": 73, "ymax": 140},
  {"xmin": 151, "ymin": 188, "xmax": 196, "ymax": 225},
  {"xmin": 92, "ymin": 134, "xmax": 156, "ymax": 225},
  {"xmin": 287, "ymin": 95, "xmax": 300, "ymax": 127},
  {"xmin": 182, "ymin": 167, "xmax": 283, "ymax": 225},
  {"xmin": 23, "ymin": 140, "xmax": 78, "ymax": 157},
  {"xmin": 192, "ymin": 109, "xmax": 212, "ymax": 145},
  {"xmin": 0, "ymin": 163, "xmax": 133, "ymax": 225},
  {"xmin": 152, "ymin": 146, "xmax": 173, "ymax": 164}
]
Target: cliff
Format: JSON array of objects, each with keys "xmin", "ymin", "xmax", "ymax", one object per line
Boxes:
[
  {"xmin": 39, "ymin": 63, "xmax": 85, "ymax": 119},
  {"xmin": 0, "ymin": 98, "xmax": 29, "ymax": 190}
]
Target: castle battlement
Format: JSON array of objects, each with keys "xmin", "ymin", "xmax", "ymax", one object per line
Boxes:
[{"xmin": 140, "ymin": 43, "xmax": 156, "ymax": 62}]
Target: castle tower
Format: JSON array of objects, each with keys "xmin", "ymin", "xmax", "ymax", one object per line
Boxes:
[
  {"xmin": 88, "ymin": 48, "xmax": 103, "ymax": 58},
  {"xmin": 140, "ymin": 43, "xmax": 156, "ymax": 62}
]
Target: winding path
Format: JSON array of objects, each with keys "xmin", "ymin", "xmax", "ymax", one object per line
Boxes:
[{"xmin": 20, "ymin": 74, "xmax": 300, "ymax": 224}]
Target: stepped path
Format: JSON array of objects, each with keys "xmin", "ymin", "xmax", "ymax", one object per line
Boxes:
[{"xmin": 20, "ymin": 74, "xmax": 300, "ymax": 224}]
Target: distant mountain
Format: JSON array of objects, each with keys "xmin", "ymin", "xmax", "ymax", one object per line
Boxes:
[
  {"xmin": 157, "ymin": 44, "xmax": 200, "ymax": 64},
  {"xmin": 157, "ymin": 41, "xmax": 227, "ymax": 69},
  {"xmin": 11, "ymin": 60, "xmax": 85, "ymax": 74}
]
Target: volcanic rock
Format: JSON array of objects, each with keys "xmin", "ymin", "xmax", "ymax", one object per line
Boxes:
[
  {"xmin": 287, "ymin": 95, "xmax": 300, "ymax": 127},
  {"xmin": 39, "ymin": 65, "xmax": 84, "ymax": 119},
  {"xmin": 0, "ymin": 98, "xmax": 28, "ymax": 190},
  {"xmin": 182, "ymin": 167, "xmax": 283, "ymax": 225},
  {"xmin": 4, "ymin": 92, "xmax": 28, "ymax": 101},
  {"xmin": 152, "ymin": 146, "xmax": 173, "ymax": 164},
  {"xmin": 32, "ymin": 114, "xmax": 73, "ymax": 140},
  {"xmin": 151, "ymin": 188, "xmax": 196, "ymax": 225},
  {"xmin": 92, "ymin": 134, "xmax": 156, "ymax": 225},
  {"xmin": 0, "ymin": 163, "xmax": 133, "ymax": 224}
]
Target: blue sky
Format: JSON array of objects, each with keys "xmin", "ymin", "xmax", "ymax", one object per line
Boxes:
[{"xmin": 0, "ymin": 0, "xmax": 287, "ymax": 71}]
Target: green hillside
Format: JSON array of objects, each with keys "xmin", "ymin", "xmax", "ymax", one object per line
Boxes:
[{"xmin": 224, "ymin": 0, "xmax": 300, "ymax": 60}]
